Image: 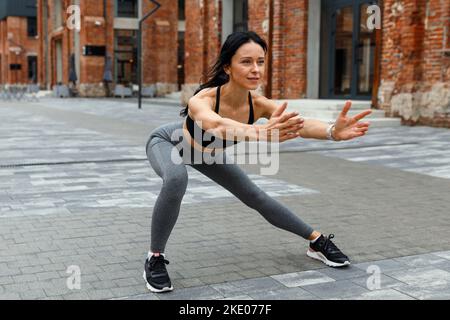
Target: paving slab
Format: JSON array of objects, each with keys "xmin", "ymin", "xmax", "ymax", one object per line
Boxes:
[{"xmin": 1, "ymin": 99, "xmax": 450, "ymax": 300}]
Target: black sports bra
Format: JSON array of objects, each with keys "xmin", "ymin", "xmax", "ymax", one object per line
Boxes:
[{"xmin": 185, "ymin": 86, "xmax": 255, "ymax": 149}]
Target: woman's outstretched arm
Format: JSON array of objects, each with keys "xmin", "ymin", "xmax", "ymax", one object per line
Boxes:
[
  {"xmin": 188, "ymin": 96, "xmax": 303, "ymax": 142},
  {"xmin": 260, "ymin": 97, "xmax": 372, "ymax": 141}
]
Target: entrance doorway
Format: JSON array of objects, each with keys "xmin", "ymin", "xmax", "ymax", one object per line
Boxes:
[
  {"xmin": 55, "ymin": 40, "xmax": 63, "ymax": 84},
  {"xmin": 114, "ymin": 30, "xmax": 137, "ymax": 85},
  {"xmin": 320, "ymin": 0, "xmax": 379, "ymax": 100}
]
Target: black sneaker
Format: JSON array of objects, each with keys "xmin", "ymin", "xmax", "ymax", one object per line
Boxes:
[
  {"xmin": 307, "ymin": 234, "xmax": 350, "ymax": 267},
  {"xmin": 143, "ymin": 254, "xmax": 173, "ymax": 293}
]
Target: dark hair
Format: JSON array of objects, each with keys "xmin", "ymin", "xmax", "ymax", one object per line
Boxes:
[{"xmin": 179, "ymin": 31, "xmax": 268, "ymax": 117}]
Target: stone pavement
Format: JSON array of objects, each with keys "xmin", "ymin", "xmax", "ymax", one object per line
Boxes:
[{"xmin": 0, "ymin": 97, "xmax": 449, "ymax": 300}]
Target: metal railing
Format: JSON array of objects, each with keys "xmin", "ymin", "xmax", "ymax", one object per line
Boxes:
[{"xmin": 0, "ymin": 84, "xmax": 40, "ymax": 102}]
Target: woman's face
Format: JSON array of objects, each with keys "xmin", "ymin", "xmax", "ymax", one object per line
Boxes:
[{"xmin": 225, "ymin": 41, "xmax": 266, "ymax": 90}]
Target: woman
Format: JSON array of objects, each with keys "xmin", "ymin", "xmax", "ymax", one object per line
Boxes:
[{"xmin": 144, "ymin": 31, "xmax": 372, "ymax": 293}]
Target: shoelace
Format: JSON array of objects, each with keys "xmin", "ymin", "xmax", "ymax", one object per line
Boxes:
[
  {"xmin": 322, "ymin": 234, "xmax": 341, "ymax": 254},
  {"xmin": 149, "ymin": 256, "xmax": 170, "ymax": 272}
]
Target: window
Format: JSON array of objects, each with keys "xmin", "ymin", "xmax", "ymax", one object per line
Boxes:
[
  {"xmin": 27, "ymin": 17, "xmax": 37, "ymax": 37},
  {"xmin": 114, "ymin": 30, "xmax": 138, "ymax": 84},
  {"xmin": 28, "ymin": 56, "xmax": 38, "ymax": 83},
  {"xmin": 26, "ymin": 0, "xmax": 37, "ymax": 9},
  {"xmin": 116, "ymin": 0, "xmax": 139, "ymax": 18}
]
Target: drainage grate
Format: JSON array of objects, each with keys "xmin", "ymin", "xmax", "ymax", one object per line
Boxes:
[
  {"xmin": 0, "ymin": 143, "xmax": 419, "ymax": 168},
  {"xmin": 0, "ymin": 158, "xmax": 148, "ymax": 169}
]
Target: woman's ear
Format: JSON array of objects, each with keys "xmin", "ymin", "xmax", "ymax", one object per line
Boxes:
[{"xmin": 223, "ymin": 65, "xmax": 230, "ymax": 76}]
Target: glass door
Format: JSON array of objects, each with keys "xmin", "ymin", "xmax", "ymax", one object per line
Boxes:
[
  {"xmin": 323, "ymin": 0, "xmax": 378, "ymax": 99},
  {"xmin": 114, "ymin": 30, "xmax": 138, "ymax": 85},
  {"xmin": 333, "ymin": 5, "xmax": 354, "ymax": 96},
  {"xmin": 356, "ymin": 2, "xmax": 376, "ymax": 96}
]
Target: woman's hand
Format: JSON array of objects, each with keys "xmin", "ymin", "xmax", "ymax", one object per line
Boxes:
[
  {"xmin": 260, "ymin": 102, "xmax": 305, "ymax": 142},
  {"xmin": 333, "ymin": 101, "xmax": 372, "ymax": 141}
]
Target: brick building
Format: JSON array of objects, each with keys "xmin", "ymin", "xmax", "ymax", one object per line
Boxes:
[
  {"xmin": 6, "ymin": 0, "xmax": 446, "ymax": 127},
  {"xmin": 0, "ymin": 0, "xmax": 39, "ymax": 85},
  {"xmin": 37, "ymin": 0, "xmax": 179, "ymax": 96},
  {"xmin": 183, "ymin": 0, "xmax": 450, "ymax": 127}
]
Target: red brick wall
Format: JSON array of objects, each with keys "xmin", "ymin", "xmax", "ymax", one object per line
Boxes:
[
  {"xmin": 142, "ymin": 0, "xmax": 178, "ymax": 90},
  {"xmin": 266, "ymin": 0, "xmax": 309, "ymax": 99},
  {"xmin": 80, "ymin": 0, "xmax": 107, "ymax": 85},
  {"xmin": 37, "ymin": 0, "xmax": 179, "ymax": 96},
  {"xmin": 423, "ymin": 0, "xmax": 450, "ymax": 84},
  {"xmin": 184, "ymin": 0, "xmax": 220, "ymax": 85},
  {"xmin": 379, "ymin": 0, "xmax": 450, "ymax": 127},
  {"xmin": 0, "ymin": 16, "xmax": 39, "ymax": 84},
  {"xmin": 38, "ymin": 0, "xmax": 70, "ymax": 88},
  {"xmin": 281, "ymin": 0, "xmax": 308, "ymax": 98}
]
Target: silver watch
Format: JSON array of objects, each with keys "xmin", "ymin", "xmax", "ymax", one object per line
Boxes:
[{"xmin": 326, "ymin": 123, "xmax": 336, "ymax": 141}]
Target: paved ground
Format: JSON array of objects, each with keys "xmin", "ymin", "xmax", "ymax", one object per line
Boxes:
[{"xmin": 0, "ymin": 97, "xmax": 449, "ymax": 300}]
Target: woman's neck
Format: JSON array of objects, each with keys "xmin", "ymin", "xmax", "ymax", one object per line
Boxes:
[{"xmin": 220, "ymin": 81, "xmax": 249, "ymax": 109}]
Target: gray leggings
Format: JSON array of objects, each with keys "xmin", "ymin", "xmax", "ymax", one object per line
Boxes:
[{"xmin": 146, "ymin": 121, "xmax": 314, "ymax": 253}]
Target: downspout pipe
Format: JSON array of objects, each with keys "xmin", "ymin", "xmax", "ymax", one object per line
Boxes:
[{"xmin": 267, "ymin": 0, "xmax": 274, "ymax": 99}]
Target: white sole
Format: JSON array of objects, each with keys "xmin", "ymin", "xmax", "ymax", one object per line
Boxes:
[
  {"xmin": 143, "ymin": 271, "xmax": 173, "ymax": 293},
  {"xmin": 307, "ymin": 249, "xmax": 350, "ymax": 268}
]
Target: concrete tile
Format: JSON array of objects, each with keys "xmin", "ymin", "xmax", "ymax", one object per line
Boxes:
[
  {"xmin": 394, "ymin": 283, "xmax": 450, "ymax": 300},
  {"xmin": 385, "ymin": 266, "xmax": 450, "ymax": 287},
  {"xmin": 433, "ymin": 260, "xmax": 450, "ymax": 273},
  {"xmin": 121, "ymin": 293, "xmax": 159, "ymax": 300},
  {"xmin": 271, "ymin": 270, "xmax": 335, "ymax": 288},
  {"xmin": 220, "ymin": 295, "xmax": 254, "ymax": 300},
  {"xmin": 248, "ymin": 287, "xmax": 316, "ymax": 300},
  {"xmin": 393, "ymin": 253, "xmax": 448, "ymax": 267},
  {"xmin": 353, "ymin": 259, "xmax": 406, "ymax": 273},
  {"xmin": 316, "ymin": 265, "xmax": 367, "ymax": 281},
  {"xmin": 343, "ymin": 289, "xmax": 415, "ymax": 300},
  {"xmin": 0, "ymin": 292, "xmax": 21, "ymax": 300},
  {"xmin": 302, "ymin": 280, "xmax": 370, "ymax": 299},
  {"xmin": 158, "ymin": 285, "xmax": 223, "ymax": 300},
  {"xmin": 212, "ymin": 277, "xmax": 284, "ymax": 297},
  {"xmin": 433, "ymin": 251, "xmax": 450, "ymax": 261},
  {"xmin": 350, "ymin": 274, "xmax": 406, "ymax": 291}
]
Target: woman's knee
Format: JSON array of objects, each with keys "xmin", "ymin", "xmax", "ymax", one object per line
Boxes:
[
  {"xmin": 242, "ymin": 188, "xmax": 268, "ymax": 209},
  {"xmin": 162, "ymin": 169, "xmax": 188, "ymax": 195}
]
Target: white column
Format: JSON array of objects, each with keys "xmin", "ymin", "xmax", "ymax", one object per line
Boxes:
[
  {"xmin": 221, "ymin": 0, "xmax": 234, "ymax": 44},
  {"xmin": 307, "ymin": 0, "xmax": 321, "ymax": 99}
]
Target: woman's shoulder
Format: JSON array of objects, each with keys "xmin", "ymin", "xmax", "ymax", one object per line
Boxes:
[
  {"xmin": 194, "ymin": 87, "xmax": 218, "ymax": 100},
  {"xmin": 189, "ymin": 87, "xmax": 217, "ymax": 106},
  {"xmin": 251, "ymin": 91, "xmax": 277, "ymax": 118},
  {"xmin": 187, "ymin": 87, "xmax": 218, "ymax": 115},
  {"xmin": 251, "ymin": 91, "xmax": 272, "ymax": 105}
]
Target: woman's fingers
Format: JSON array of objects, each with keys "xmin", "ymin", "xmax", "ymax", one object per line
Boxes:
[
  {"xmin": 279, "ymin": 111, "xmax": 299, "ymax": 123},
  {"xmin": 340, "ymin": 100, "xmax": 352, "ymax": 117},
  {"xmin": 352, "ymin": 110, "xmax": 372, "ymax": 122},
  {"xmin": 276, "ymin": 115, "xmax": 303, "ymax": 129},
  {"xmin": 277, "ymin": 122, "xmax": 303, "ymax": 133},
  {"xmin": 269, "ymin": 126, "xmax": 301, "ymax": 142},
  {"xmin": 278, "ymin": 124, "xmax": 303, "ymax": 139},
  {"xmin": 272, "ymin": 102, "xmax": 288, "ymax": 117}
]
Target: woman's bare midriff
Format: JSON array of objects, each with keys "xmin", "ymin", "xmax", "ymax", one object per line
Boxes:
[{"xmin": 182, "ymin": 119, "xmax": 226, "ymax": 154}]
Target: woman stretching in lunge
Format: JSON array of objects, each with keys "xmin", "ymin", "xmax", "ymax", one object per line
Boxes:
[{"xmin": 144, "ymin": 31, "xmax": 372, "ymax": 292}]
